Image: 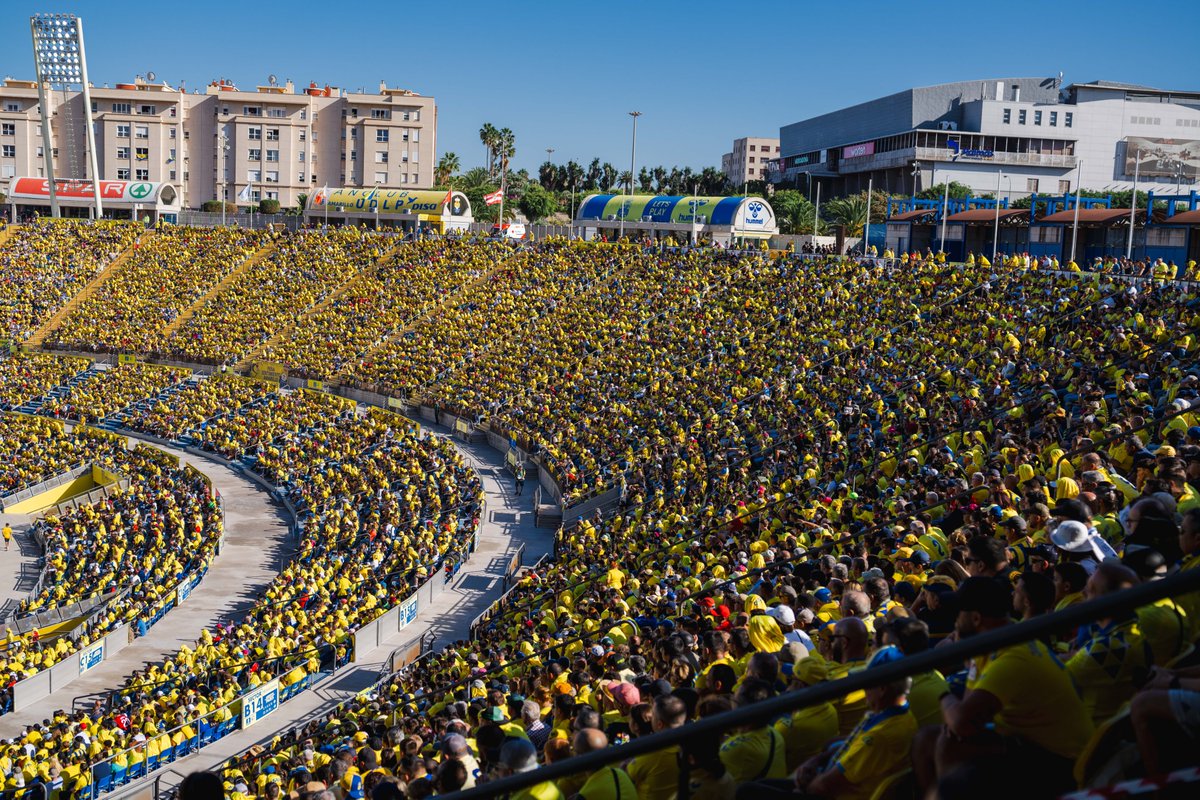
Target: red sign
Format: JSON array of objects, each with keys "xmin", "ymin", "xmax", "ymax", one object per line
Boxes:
[
  {"xmin": 12, "ymin": 177, "xmax": 133, "ymax": 199},
  {"xmin": 841, "ymin": 141, "xmax": 876, "ymax": 159}
]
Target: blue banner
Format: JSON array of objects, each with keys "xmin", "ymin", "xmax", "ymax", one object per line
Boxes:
[
  {"xmin": 398, "ymin": 594, "xmax": 418, "ymax": 629},
  {"xmin": 79, "ymin": 642, "xmax": 104, "ymax": 674},
  {"xmin": 241, "ymin": 680, "xmax": 280, "ymax": 729}
]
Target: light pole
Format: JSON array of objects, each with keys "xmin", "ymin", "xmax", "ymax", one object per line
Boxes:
[
  {"xmin": 620, "ymin": 111, "xmax": 641, "ymax": 240},
  {"xmin": 1070, "ymin": 157, "xmax": 1084, "ymax": 265},
  {"xmin": 569, "ymin": 180, "xmax": 576, "ymax": 240},
  {"xmin": 1126, "ymin": 150, "xmax": 1140, "ymax": 260},
  {"xmin": 992, "ymin": 169, "xmax": 1002, "ymax": 264},
  {"xmin": 218, "ymin": 132, "xmax": 229, "ymax": 227},
  {"xmin": 372, "ymin": 181, "xmax": 381, "ymax": 230}
]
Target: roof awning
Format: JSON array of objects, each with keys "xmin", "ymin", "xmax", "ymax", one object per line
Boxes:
[
  {"xmin": 944, "ymin": 209, "xmax": 1028, "ymax": 224},
  {"xmin": 1039, "ymin": 208, "xmax": 1141, "ymax": 225},
  {"xmin": 1160, "ymin": 209, "xmax": 1200, "ymax": 225},
  {"xmin": 888, "ymin": 209, "xmax": 937, "ymax": 223}
]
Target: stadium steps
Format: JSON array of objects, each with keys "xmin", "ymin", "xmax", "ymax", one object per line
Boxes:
[
  {"xmin": 101, "ymin": 372, "xmax": 202, "ymax": 431},
  {"xmin": 159, "ymin": 242, "xmax": 279, "ymax": 341},
  {"xmin": 23, "ymin": 230, "xmax": 155, "ymax": 348},
  {"xmin": 17, "ymin": 363, "xmax": 105, "ymax": 416},
  {"xmin": 0, "ymin": 224, "xmax": 18, "ymax": 249},
  {"xmin": 240, "ymin": 240, "xmax": 406, "ymax": 366}
]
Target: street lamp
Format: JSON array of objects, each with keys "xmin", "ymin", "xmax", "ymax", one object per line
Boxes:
[
  {"xmin": 620, "ymin": 111, "xmax": 641, "ymax": 240},
  {"xmin": 569, "ymin": 180, "xmax": 576, "ymax": 241},
  {"xmin": 218, "ymin": 132, "xmax": 229, "ymax": 226},
  {"xmin": 911, "ymin": 161, "xmax": 921, "ymax": 195},
  {"xmin": 30, "ymin": 13, "xmax": 102, "ymax": 219},
  {"xmin": 372, "ymin": 181, "xmax": 381, "ymax": 230}
]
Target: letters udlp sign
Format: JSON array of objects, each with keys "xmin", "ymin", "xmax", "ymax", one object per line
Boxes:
[
  {"xmin": 79, "ymin": 642, "xmax": 104, "ymax": 674},
  {"xmin": 241, "ymin": 680, "xmax": 280, "ymax": 728}
]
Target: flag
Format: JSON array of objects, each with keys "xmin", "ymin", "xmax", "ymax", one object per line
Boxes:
[
  {"xmin": 313, "ymin": 185, "xmax": 329, "ymax": 206},
  {"xmin": 237, "ymin": 183, "xmax": 253, "ymax": 202},
  {"xmin": 443, "ymin": 189, "xmax": 453, "ymax": 208},
  {"xmin": 483, "ymin": 189, "xmax": 504, "ymax": 206}
]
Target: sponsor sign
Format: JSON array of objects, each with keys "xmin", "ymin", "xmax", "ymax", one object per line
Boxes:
[
  {"xmin": 312, "ymin": 188, "xmax": 465, "ymax": 215},
  {"xmin": 1124, "ymin": 137, "xmax": 1199, "ymax": 178},
  {"xmin": 841, "ymin": 141, "xmax": 875, "ymax": 159},
  {"xmin": 80, "ymin": 642, "xmax": 104, "ymax": 674},
  {"xmin": 397, "ymin": 594, "xmax": 419, "ymax": 629},
  {"xmin": 10, "ymin": 177, "xmax": 162, "ymax": 203},
  {"xmin": 241, "ymin": 680, "xmax": 280, "ymax": 729}
]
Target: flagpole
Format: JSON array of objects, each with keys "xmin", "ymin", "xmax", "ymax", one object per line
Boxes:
[
  {"xmin": 1126, "ymin": 149, "xmax": 1140, "ymax": 260},
  {"xmin": 1070, "ymin": 157, "xmax": 1084, "ymax": 265}
]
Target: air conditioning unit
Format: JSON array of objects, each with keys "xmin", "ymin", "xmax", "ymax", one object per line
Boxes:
[
  {"xmin": 696, "ymin": 215, "xmax": 707, "ymax": 224},
  {"xmin": 606, "ymin": 214, "xmax": 616, "ymax": 221}
]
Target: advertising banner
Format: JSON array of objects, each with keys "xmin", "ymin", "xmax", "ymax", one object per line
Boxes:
[
  {"xmin": 79, "ymin": 642, "xmax": 104, "ymax": 674},
  {"xmin": 1124, "ymin": 137, "xmax": 1199, "ymax": 178},
  {"xmin": 240, "ymin": 680, "xmax": 280, "ymax": 729}
]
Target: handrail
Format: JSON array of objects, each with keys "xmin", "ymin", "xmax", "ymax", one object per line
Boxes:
[{"xmin": 444, "ymin": 565, "xmax": 1200, "ymax": 800}]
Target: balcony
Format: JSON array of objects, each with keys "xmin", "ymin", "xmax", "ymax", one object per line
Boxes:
[{"xmin": 837, "ymin": 146, "xmax": 1077, "ymax": 174}]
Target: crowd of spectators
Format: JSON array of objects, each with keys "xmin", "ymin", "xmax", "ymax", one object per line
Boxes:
[
  {"xmin": 0, "ymin": 220, "xmax": 141, "ymax": 343},
  {"xmin": 0, "ymin": 353, "xmax": 90, "ymax": 410},
  {"xmin": 123, "ymin": 374, "xmax": 274, "ymax": 442},
  {"xmin": 38, "ymin": 363, "xmax": 190, "ymax": 425},
  {"xmin": 194, "ymin": 390, "xmax": 356, "ymax": 461}
]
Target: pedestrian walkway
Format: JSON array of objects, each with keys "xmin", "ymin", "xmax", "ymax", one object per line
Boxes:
[
  {"xmin": 0, "ymin": 512, "xmax": 40, "ymax": 622},
  {"xmin": 0, "ymin": 439, "xmax": 295, "ymax": 735},
  {"xmin": 137, "ymin": 424, "xmax": 551, "ymax": 796}
]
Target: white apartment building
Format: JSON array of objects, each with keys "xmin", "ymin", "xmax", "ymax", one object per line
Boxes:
[
  {"xmin": 0, "ymin": 76, "xmax": 437, "ymax": 209},
  {"xmin": 721, "ymin": 137, "xmax": 781, "ymax": 187}
]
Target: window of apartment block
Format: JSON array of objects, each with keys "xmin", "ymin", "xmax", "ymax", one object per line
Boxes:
[
  {"xmin": 749, "ymin": 157, "xmax": 755, "ymax": 163},
  {"xmin": 4, "ymin": 102, "xmax": 20, "ymax": 112},
  {"xmin": 749, "ymin": 145, "xmax": 756, "ymax": 151},
  {"xmin": 1018, "ymin": 110, "xmax": 1027, "ymax": 125},
  {"xmin": 1002, "ymin": 108, "xmax": 1011, "ymax": 124},
  {"xmin": 135, "ymin": 147, "xmax": 148, "ymax": 161},
  {"xmin": 410, "ymin": 148, "xmax": 417, "ymax": 162},
  {"xmin": 1, "ymin": 145, "xmax": 14, "ymax": 158},
  {"xmin": 400, "ymin": 173, "xmax": 408, "ymax": 184},
  {"xmin": 266, "ymin": 150, "xmax": 279, "ymax": 162},
  {"xmin": 1, "ymin": 165, "xmax": 14, "ymax": 178},
  {"xmin": 1, "ymin": 123, "xmax": 14, "ymax": 136},
  {"xmin": 266, "ymin": 128, "xmax": 280, "ymax": 141},
  {"xmin": 169, "ymin": 169, "xmax": 176, "ymax": 180},
  {"xmin": 376, "ymin": 129, "xmax": 389, "ymax": 143},
  {"xmin": 1049, "ymin": 111, "xmax": 1058, "ymax": 126},
  {"xmin": 298, "ymin": 172, "xmax": 305, "ymax": 183},
  {"xmin": 244, "ymin": 106, "xmax": 261, "ymax": 116},
  {"xmin": 1026, "ymin": 178, "xmax": 1039, "ymax": 193},
  {"xmin": 374, "ymin": 171, "xmax": 387, "ymax": 183},
  {"xmin": 247, "ymin": 169, "xmax": 261, "ymax": 182},
  {"xmin": 350, "ymin": 128, "xmax": 357, "ymax": 139},
  {"xmin": 169, "ymin": 128, "xmax": 177, "ymax": 139},
  {"xmin": 349, "ymin": 151, "xmax": 356, "ymax": 161},
  {"xmin": 265, "ymin": 170, "xmax": 279, "ymax": 183},
  {"xmin": 248, "ymin": 127, "xmax": 262, "ymax": 140},
  {"xmin": 299, "ymin": 131, "xmax": 306, "ymax": 141},
  {"xmin": 375, "ymin": 151, "xmax": 388, "ymax": 163},
  {"xmin": 139, "ymin": 105, "xmax": 156, "ymax": 115},
  {"xmin": 412, "ymin": 129, "xmax": 419, "ymax": 142},
  {"xmin": 169, "ymin": 148, "xmax": 176, "ymax": 161},
  {"xmin": 135, "ymin": 125, "xmax": 149, "ymax": 138},
  {"xmin": 135, "ymin": 169, "xmax": 149, "ymax": 180},
  {"xmin": 268, "ymin": 108, "xmax": 285, "ymax": 118},
  {"xmin": 117, "ymin": 124, "xmax": 130, "ymax": 138},
  {"xmin": 266, "ymin": 190, "xmax": 278, "ymax": 200},
  {"xmin": 1034, "ymin": 110, "xmax": 1042, "ymax": 125},
  {"xmin": 169, "ymin": 107, "xmax": 177, "ymax": 117},
  {"xmin": 371, "ymin": 109, "xmax": 388, "ymax": 119},
  {"xmin": 298, "ymin": 151, "xmax": 305, "ymax": 162},
  {"xmin": 112, "ymin": 102, "xmax": 131, "ymax": 114},
  {"xmin": 1065, "ymin": 113, "xmax": 1073, "ymax": 127},
  {"xmin": 248, "ymin": 148, "xmax": 261, "ymax": 160},
  {"xmin": 299, "ymin": 110, "xmax": 307, "ymax": 120},
  {"xmin": 401, "ymin": 130, "xmax": 409, "ymax": 142},
  {"xmin": 350, "ymin": 108, "xmax": 359, "ymax": 117},
  {"xmin": 117, "ymin": 168, "xmax": 130, "ymax": 180},
  {"xmin": 1058, "ymin": 179, "xmax": 1071, "ymax": 193}
]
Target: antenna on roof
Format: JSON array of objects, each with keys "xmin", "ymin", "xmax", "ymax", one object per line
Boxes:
[
  {"xmin": 147, "ymin": 71, "xmax": 156, "ymax": 82},
  {"xmin": 268, "ymin": 74, "xmax": 278, "ymax": 86}
]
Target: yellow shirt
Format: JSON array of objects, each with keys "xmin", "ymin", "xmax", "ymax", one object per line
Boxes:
[
  {"xmin": 833, "ymin": 705, "xmax": 918, "ymax": 800},
  {"xmin": 907, "ymin": 671, "xmax": 949, "ymax": 729},
  {"xmin": 1066, "ymin": 618, "xmax": 1150, "ymax": 726},
  {"xmin": 967, "ymin": 640, "xmax": 1094, "ymax": 759},
  {"xmin": 774, "ymin": 702, "xmax": 839, "ymax": 771},
  {"xmin": 576, "ymin": 766, "xmax": 639, "ymax": 800},
  {"xmin": 625, "ymin": 746, "xmax": 679, "ymax": 800},
  {"xmin": 719, "ymin": 727, "xmax": 786, "ymax": 783}
]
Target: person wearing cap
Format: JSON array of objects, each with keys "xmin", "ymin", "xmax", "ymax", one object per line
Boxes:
[
  {"xmin": 1049, "ymin": 519, "xmax": 1117, "ymax": 575},
  {"xmin": 624, "ymin": 694, "xmax": 686, "ymax": 800},
  {"xmin": 918, "ymin": 577, "xmax": 1093, "ymax": 795},
  {"xmin": 766, "ymin": 604, "xmax": 815, "ymax": 653},
  {"xmin": 492, "ymin": 738, "xmax": 563, "ymax": 800},
  {"xmin": 773, "ymin": 650, "xmax": 838, "ymax": 772}
]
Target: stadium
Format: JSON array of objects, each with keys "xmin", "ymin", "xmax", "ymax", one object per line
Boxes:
[{"xmin": 1, "ymin": 10, "xmax": 1200, "ymax": 800}]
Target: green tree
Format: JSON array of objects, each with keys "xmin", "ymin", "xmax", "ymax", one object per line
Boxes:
[
  {"xmin": 825, "ymin": 195, "xmax": 869, "ymax": 236},
  {"xmin": 435, "ymin": 152, "xmax": 460, "ymax": 187},
  {"xmin": 519, "ymin": 183, "xmax": 558, "ymax": 223},
  {"xmin": 479, "ymin": 123, "xmax": 498, "ymax": 176},
  {"xmin": 771, "ymin": 189, "xmax": 827, "ymax": 234},
  {"xmin": 916, "ymin": 181, "xmax": 973, "ymax": 201},
  {"xmin": 258, "ymin": 199, "xmax": 280, "ymax": 214}
]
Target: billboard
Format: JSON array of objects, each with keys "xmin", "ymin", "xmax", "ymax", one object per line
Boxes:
[
  {"xmin": 842, "ymin": 141, "xmax": 876, "ymax": 159},
  {"xmin": 574, "ymin": 195, "xmax": 747, "ymax": 225},
  {"xmin": 310, "ymin": 188, "xmax": 470, "ymax": 216},
  {"xmin": 1124, "ymin": 138, "xmax": 1199, "ymax": 178},
  {"xmin": 9, "ymin": 177, "xmax": 176, "ymax": 206}
]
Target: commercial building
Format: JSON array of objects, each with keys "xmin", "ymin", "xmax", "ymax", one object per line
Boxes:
[
  {"xmin": 721, "ymin": 137, "xmax": 780, "ymax": 187},
  {"xmin": 0, "ymin": 76, "xmax": 436, "ymax": 210},
  {"xmin": 777, "ymin": 78, "xmax": 1200, "ymax": 200}
]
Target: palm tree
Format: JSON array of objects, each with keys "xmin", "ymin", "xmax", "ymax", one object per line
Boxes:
[
  {"xmin": 479, "ymin": 123, "xmax": 498, "ymax": 176},
  {"xmin": 494, "ymin": 128, "xmax": 516, "ymax": 180},
  {"xmin": 825, "ymin": 195, "xmax": 869, "ymax": 236},
  {"xmin": 435, "ymin": 152, "xmax": 460, "ymax": 187}
]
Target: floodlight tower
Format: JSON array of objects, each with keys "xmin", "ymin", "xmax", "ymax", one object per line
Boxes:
[{"xmin": 30, "ymin": 13, "xmax": 103, "ymax": 219}]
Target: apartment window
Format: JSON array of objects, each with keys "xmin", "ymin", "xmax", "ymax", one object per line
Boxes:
[
  {"xmin": 135, "ymin": 169, "xmax": 149, "ymax": 180},
  {"xmin": 266, "ymin": 150, "xmax": 279, "ymax": 162},
  {"xmin": 117, "ymin": 168, "xmax": 130, "ymax": 180},
  {"xmin": 1002, "ymin": 108, "xmax": 1011, "ymax": 124},
  {"xmin": 374, "ymin": 171, "xmax": 387, "ymax": 183},
  {"xmin": 266, "ymin": 128, "xmax": 280, "ymax": 141},
  {"xmin": 298, "ymin": 151, "xmax": 306, "ymax": 162},
  {"xmin": 1064, "ymin": 112, "xmax": 1073, "ymax": 127},
  {"xmin": 1033, "ymin": 110, "xmax": 1042, "ymax": 125},
  {"xmin": 247, "ymin": 127, "xmax": 262, "ymax": 140},
  {"xmin": 401, "ymin": 130, "xmax": 409, "ymax": 142},
  {"xmin": 247, "ymin": 169, "xmax": 261, "ymax": 181},
  {"xmin": 299, "ymin": 110, "xmax": 307, "ymax": 120},
  {"xmin": 299, "ymin": 131, "xmax": 306, "ymax": 141},
  {"xmin": 749, "ymin": 156, "xmax": 755, "ymax": 164},
  {"xmin": 116, "ymin": 146, "xmax": 130, "ymax": 159},
  {"xmin": 1058, "ymin": 179, "xmax": 1071, "ymax": 193},
  {"xmin": 4, "ymin": 102, "xmax": 19, "ymax": 112},
  {"xmin": 112, "ymin": 102, "xmax": 131, "ymax": 114},
  {"xmin": 1, "ymin": 165, "xmax": 14, "ymax": 178},
  {"xmin": 1, "ymin": 123, "xmax": 14, "ymax": 136},
  {"xmin": 371, "ymin": 109, "xmax": 389, "ymax": 120},
  {"xmin": 266, "ymin": 190, "xmax": 278, "ymax": 200},
  {"xmin": 139, "ymin": 105, "xmax": 156, "ymax": 115},
  {"xmin": 244, "ymin": 106, "xmax": 261, "ymax": 116},
  {"xmin": 1049, "ymin": 111, "xmax": 1058, "ymax": 126},
  {"xmin": 350, "ymin": 108, "xmax": 359, "ymax": 117},
  {"xmin": 375, "ymin": 151, "xmax": 388, "ymax": 163},
  {"xmin": 298, "ymin": 172, "xmax": 305, "ymax": 183},
  {"xmin": 265, "ymin": 170, "xmax": 279, "ymax": 183},
  {"xmin": 376, "ymin": 129, "xmax": 389, "ymax": 143},
  {"xmin": 410, "ymin": 148, "xmax": 418, "ymax": 163},
  {"xmin": 412, "ymin": 129, "xmax": 419, "ymax": 143},
  {"xmin": 350, "ymin": 128, "xmax": 358, "ymax": 139},
  {"xmin": 91, "ymin": 101, "xmax": 98, "ymax": 113},
  {"xmin": 412, "ymin": 111, "xmax": 420, "ymax": 121},
  {"xmin": 349, "ymin": 151, "xmax": 357, "ymax": 161},
  {"xmin": 1018, "ymin": 110, "xmax": 1027, "ymax": 125},
  {"xmin": 268, "ymin": 108, "xmax": 285, "ymax": 118},
  {"xmin": 401, "ymin": 111, "xmax": 410, "ymax": 121},
  {"xmin": 1026, "ymin": 178, "xmax": 1039, "ymax": 193},
  {"xmin": 168, "ymin": 148, "xmax": 176, "ymax": 161},
  {"xmin": 250, "ymin": 189, "xmax": 261, "ymax": 202},
  {"xmin": 116, "ymin": 124, "xmax": 131, "ymax": 138},
  {"xmin": 169, "ymin": 128, "xmax": 177, "ymax": 139},
  {"xmin": 169, "ymin": 169, "xmax": 176, "ymax": 180},
  {"xmin": 749, "ymin": 145, "xmax": 756, "ymax": 151},
  {"xmin": 135, "ymin": 125, "xmax": 149, "ymax": 138},
  {"xmin": 169, "ymin": 107, "xmax": 177, "ymax": 118},
  {"xmin": 401, "ymin": 151, "xmax": 408, "ymax": 163},
  {"xmin": 221, "ymin": 106, "xmax": 229, "ymax": 115},
  {"xmin": 248, "ymin": 148, "xmax": 261, "ymax": 160},
  {"xmin": 1, "ymin": 145, "xmax": 14, "ymax": 158}
]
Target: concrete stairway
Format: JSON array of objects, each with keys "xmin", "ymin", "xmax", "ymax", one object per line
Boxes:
[
  {"xmin": 0, "ymin": 224, "xmax": 19, "ymax": 249},
  {"xmin": 24, "ymin": 230, "xmax": 154, "ymax": 348},
  {"xmin": 159, "ymin": 242, "xmax": 279, "ymax": 340}
]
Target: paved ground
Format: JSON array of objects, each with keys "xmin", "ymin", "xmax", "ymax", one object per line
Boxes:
[
  {"xmin": 0, "ymin": 441, "xmax": 295, "ymax": 736},
  {"xmin": 0, "ymin": 512, "xmax": 40, "ymax": 620},
  {"xmin": 140, "ymin": 424, "xmax": 550, "ymax": 795}
]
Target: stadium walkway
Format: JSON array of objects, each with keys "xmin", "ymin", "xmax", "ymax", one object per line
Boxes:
[
  {"xmin": 0, "ymin": 440, "xmax": 296, "ymax": 736},
  {"xmin": 0, "ymin": 512, "xmax": 40, "ymax": 619},
  {"xmin": 139, "ymin": 425, "xmax": 550, "ymax": 795}
]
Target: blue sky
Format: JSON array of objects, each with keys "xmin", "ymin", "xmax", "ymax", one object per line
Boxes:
[{"xmin": 4, "ymin": 1, "xmax": 1197, "ymax": 173}]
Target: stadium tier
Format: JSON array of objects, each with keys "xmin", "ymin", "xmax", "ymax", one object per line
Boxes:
[{"xmin": 0, "ymin": 223, "xmax": 1198, "ymax": 800}]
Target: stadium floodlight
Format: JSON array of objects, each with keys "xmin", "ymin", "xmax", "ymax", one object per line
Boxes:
[{"xmin": 30, "ymin": 13, "xmax": 103, "ymax": 219}]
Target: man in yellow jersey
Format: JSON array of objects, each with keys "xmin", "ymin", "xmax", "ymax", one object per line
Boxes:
[
  {"xmin": 492, "ymin": 739, "xmax": 562, "ymax": 800},
  {"xmin": 919, "ymin": 577, "xmax": 1093, "ymax": 796}
]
